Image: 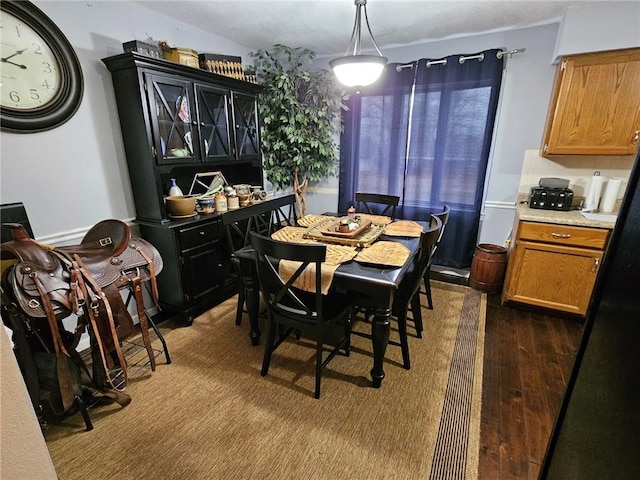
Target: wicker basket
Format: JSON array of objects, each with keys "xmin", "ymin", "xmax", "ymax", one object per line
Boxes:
[
  {"xmin": 199, "ymin": 53, "xmax": 245, "ymax": 80},
  {"xmin": 162, "ymin": 46, "xmax": 199, "ymax": 68}
]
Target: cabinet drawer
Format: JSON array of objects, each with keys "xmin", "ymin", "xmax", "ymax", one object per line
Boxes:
[
  {"xmin": 518, "ymin": 222, "xmax": 609, "ymax": 249},
  {"xmin": 178, "ymin": 221, "xmax": 220, "ymax": 251}
]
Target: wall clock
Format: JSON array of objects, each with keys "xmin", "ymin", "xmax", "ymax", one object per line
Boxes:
[{"xmin": 1, "ymin": 0, "xmax": 83, "ymax": 133}]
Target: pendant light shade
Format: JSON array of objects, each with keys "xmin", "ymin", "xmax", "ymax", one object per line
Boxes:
[{"xmin": 330, "ymin": 0, "xmax": 387, "ymax": 88}]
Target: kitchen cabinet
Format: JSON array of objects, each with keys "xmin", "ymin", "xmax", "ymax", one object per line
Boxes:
[
  {"xmin": 102, "ymin": 52, "xmax": 264, "ymax": 321},
  {"xmin": 102, "ymin": 52, "xmax": 263, "ymax": 223},
  {"xmin": 502, "ymin": 220, "xmax": 610, "ymax": 316},
  {"xmin": 541, "ymin": 48, "xmax": 640, "ymax": 158}
]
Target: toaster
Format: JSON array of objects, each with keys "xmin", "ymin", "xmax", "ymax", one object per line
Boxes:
[{"xmin": 529, "ymin": 187, "xmax": 573, "ymax": 211}]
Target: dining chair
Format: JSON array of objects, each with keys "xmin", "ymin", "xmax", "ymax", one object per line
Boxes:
[
  {"xmin": 355, "ymin": 192, "xmax": 400, "ymax": 220},
  {"xmin": 222, "ymin": 200, "xmax": 297, "ymax": 326},
  {"xmin": 420, "ymin": 204, "xmax": 450, "ymax": 312},
  {"xmin": 250, "ymin": 231, "xmax": 354, "ymax": 399},
  {"xmin": 354, "ymin": 215, "xmax": 442, "ymax": 369}
]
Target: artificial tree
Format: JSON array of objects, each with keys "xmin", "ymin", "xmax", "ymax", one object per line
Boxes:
[{"xmin": 249, "ymin": 44, "xmax": 345, "ymax": 217}]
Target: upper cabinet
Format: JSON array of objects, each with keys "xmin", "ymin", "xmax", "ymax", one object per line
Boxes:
[
  {"xmin": 541, "ymin": 48, "xmax": 640, "ymax": 158},
  {"xmin": 102, "ymin": 52, "xmax": 263, "ymax": 222},
  {"xmin": 146, "ymin": 73, "xmax": 260, "ymax": 165}
]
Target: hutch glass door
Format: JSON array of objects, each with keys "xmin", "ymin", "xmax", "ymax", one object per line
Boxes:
[
  {"xmin": 232, "ymin": 92, "xmax": 260, "ymax": 162},
  {"xmin": 146, "ymin": 73, "xmax": 198, "ymax": 165},
  {"xmin": 195, "ymin": 84, "xmax": 232, "ymax": 162}
]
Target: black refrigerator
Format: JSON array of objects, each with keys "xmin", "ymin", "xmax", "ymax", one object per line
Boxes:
[{"xmin": 541, "ymin": 149, "xmax": 640, "ymax": 479}]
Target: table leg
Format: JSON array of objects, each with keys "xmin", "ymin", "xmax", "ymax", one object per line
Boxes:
[
  {"xmin": 371, "ymin": 307, "xmax": 391, "ymax": 388},
  {"xmin": 242, "ymin": 264, "xmax": 261, "ymax": 346}
]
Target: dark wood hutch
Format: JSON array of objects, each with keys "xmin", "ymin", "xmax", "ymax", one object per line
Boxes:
[{"xmin": 102, "ymin": 52, "xmax": 264, "ymax": 324}]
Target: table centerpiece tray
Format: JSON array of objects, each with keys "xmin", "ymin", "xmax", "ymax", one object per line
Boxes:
[
  {"xmin": 303, "ymin": 217, "xmax": 385, "ymax": 247},
  {"xmin": 321, "ymin": 217, "xmax": 372, "ymax": 239}
]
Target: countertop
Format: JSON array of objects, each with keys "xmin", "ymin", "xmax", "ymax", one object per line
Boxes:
[{"xmin": 515, "ymin": 202, "xmax": 617, "ymax": 229}]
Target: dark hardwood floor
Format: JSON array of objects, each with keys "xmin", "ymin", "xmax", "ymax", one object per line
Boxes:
[{"xmin": 478, "ymin": 294, "xmax": 584, "ymax": 479}]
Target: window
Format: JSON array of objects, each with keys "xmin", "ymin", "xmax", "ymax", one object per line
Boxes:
[{"xmin": 339, "ymin": 50, "xmax": 504, "ymax": 268}]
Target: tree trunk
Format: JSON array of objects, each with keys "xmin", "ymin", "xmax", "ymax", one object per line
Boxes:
[{"xmin": 293, "ymin": 171, "xmax": 308, "ymax": 218}]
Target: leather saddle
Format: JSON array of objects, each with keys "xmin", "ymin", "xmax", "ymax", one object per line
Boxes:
[{"xmin": 1, "ymin": 220, "xmax": 163, "ymax": 411}]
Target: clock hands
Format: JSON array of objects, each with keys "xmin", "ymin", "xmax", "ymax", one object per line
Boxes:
[
  {"xmin": 1, "ymin": 48, "xmax": 28, "ymax": 69},
  {"xmin": 2, "ymin": 59, "xmax": 27, "ymax": 69}
]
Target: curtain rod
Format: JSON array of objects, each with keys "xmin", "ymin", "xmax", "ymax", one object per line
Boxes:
[{"xmin": 395, "ymin": 48, "xmax": 524, "ymax": 71}]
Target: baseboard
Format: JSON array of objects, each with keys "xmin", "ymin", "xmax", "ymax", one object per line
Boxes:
[{"xmin": 431, "ymin": 265, "xmax": 470, "ymax": 287}]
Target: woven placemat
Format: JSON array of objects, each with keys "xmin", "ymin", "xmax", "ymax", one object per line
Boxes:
[
  {"xmin": 303, "ymin": 218, "xmax": 385, "ymax": 247},
  {"xmin": 296, "ymin": 214, "xmax": 335, "ymax": 228},
  {"xmin": 354, "ymin": 241, "xmax": 410, "ymax": 267},
  {"xmin": 357, "ymin": 213, "xmax": 393, "ymax": 225},
  {"xmin": 324, "ymin": 244, "xmax": 358, "ymax": 265},
  {"xmin": 278, "ymin": 260, "xmax": 339, "ymax": 295},
  {"xmin": 384, "ymin": 220, "xmax": 424, "ymax": 237},
  {"xmin": 271, "ymin": 226, "xmax": 316, "ymax": 244}
]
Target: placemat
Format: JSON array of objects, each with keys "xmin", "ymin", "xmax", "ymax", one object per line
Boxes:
[
  {"xmin": 357, "ymin": 213, "xmax": 393, "ymax": 225},
  {"xmin": 303, "ymin": 218, "xmax": 385, "ymax": 247},
  {"xmin": 384, "ymin": 220, "xmax": 424, "ymax": 237},
  {"xmin": 354, "ymin": 241, "xmax": 410, "ymax": 267},
  {"xmin": 296, "ymin": 214, "xmax": 335, "ymax": 228},
  {"xmin": 324, "ymin": 244, "xmax": 358, "ymax": 265},
  {"xmin": 276, "ymin": 244, "xmax": 356, "ymax": 294},
  {"xmin": 271, "ymin": 226, "xmax": 317, "ymax": 244},
  {"xmin": 278, "ymin": 260, "xmax": 339, "ymax": 295}
]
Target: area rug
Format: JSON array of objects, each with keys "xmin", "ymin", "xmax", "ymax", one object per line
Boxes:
[{"xmin": 45, "ymin": 281, "xmax": 486, "ymax": 480}]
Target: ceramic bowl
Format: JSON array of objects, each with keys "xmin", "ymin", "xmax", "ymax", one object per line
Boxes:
[
  {"xmin": 166, "ymin": 195, "xmax": 196, "ymax": 216},
  {"xmin": 197, "ymin": 197, "xmax": 215, "ymax": 214}
]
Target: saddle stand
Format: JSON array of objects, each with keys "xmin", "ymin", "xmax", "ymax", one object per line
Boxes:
[{"xmin": 1, "ymin": 220, "xmax": 170, "ymax": 430}]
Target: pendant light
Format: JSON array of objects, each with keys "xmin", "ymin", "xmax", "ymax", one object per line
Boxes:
[{"xmin": 330, "ymin": 0, "xmax": 387, "ymax": 87}]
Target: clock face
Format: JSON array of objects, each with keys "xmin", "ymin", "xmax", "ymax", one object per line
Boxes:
[
  {"xmin": 0, "ymin": 1, "xmax": 83, "ymax": 133},
  {"xmin": 1, "ymin": 9, "xmax": 63, "ymax": 110}
]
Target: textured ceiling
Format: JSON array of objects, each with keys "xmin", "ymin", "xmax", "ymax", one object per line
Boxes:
[{"xmin": 135, "ymin": 0, "xmax": 607, "ymax": 56}]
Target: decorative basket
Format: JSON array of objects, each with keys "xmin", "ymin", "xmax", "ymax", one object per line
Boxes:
[
  {"xmin": 122, "ymin": 40, "xmax": 162, "ymax": 59},
  {"xmin": 199, "ymin": 53, "xmax": 245, "ymax": 80},
  {"xmin": 244, "ymin": 71, "xmax": 258, "ymax": 84},
  {"xmin": 160, "ymin": 42, "xmax": 199, "ymax": 68}
]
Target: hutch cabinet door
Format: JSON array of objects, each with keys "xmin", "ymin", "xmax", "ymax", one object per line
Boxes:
[
  {"xmin": 194, "ymin": 83, "xmax": 233, "ymax": 162},
  {"xmin": 145, "ymin": 72, "xmax": 199, "ymax": 165},
  {"xmin": 231, "ymin": 92, "xmax": 261, "ymax": 162},
  {"xmin": 181, "ymin": 240, "xmax": 225, "ymax": 303}
]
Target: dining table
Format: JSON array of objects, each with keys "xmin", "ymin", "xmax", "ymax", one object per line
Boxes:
[{"xmin": 234, "ymin": 213, "xmax": 424, "ymax": 389}]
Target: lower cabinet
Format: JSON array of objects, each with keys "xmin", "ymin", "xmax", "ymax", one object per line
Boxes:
[
  {"xmin": 502, "ymin": 221, "xmax": 610, "ymax": 316},
  {"xmin": 139, "ymin": 217, "xmax": 237, "ymax": 324}
]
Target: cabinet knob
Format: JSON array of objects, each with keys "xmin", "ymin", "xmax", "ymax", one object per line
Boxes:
[
  {"xmin": 592, "ymin": 258, "xmax": 600, "ymax": 273},
  {"xmin": 632, "ymin": 130, "xmax": 639, "ymax": 146},
  {"xmin": 199, "ymin": 231, "xmax": 205, "ymax": 236},
  {"xmin": 551, "ymin": 232, "xmax": 571, "ymax": 239}
]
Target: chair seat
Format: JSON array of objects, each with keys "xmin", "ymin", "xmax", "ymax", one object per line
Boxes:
[{"xmin": 277, "ymin": 289, "xmax": 352, "ymax": 325}]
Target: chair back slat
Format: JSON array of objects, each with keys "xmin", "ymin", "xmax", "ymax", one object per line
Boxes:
[
  {"xmin": 416, "ymin": 216, "xmax": 443, "ymax": 280},
  {"xmin": 222, "ymin": 198, "xmax": 298, "ymax": 255},
  {"xmin": 355, "ymin": 192, "xmax": 400, "ymax": 220},
  {"xmin": 250, "ymin": 232, "xmax": 326, "ymax": 323}
]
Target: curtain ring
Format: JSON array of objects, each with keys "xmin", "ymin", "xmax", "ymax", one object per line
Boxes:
[{"xmin": 459, "ymin": 53, "xmax": 485, "ymax": 64}]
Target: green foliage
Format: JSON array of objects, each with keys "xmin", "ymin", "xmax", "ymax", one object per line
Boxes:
[{"xmin": 249, "ymin": 44, "xmax": 346, "ymax": 190}]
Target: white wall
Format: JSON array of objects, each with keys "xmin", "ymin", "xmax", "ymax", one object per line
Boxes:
[
  {"xmin": 0, "ymin": 1, "xmax": 253, "ymax": 242},
  {"xmin": 554, "ymin": 2, "xmax": 640, "ymax": 61}
]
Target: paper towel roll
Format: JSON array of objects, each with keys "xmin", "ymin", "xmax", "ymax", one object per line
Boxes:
[
  {"xmin": 583, "ymin": 172, "xmax": 604, "ymax": 212},
  {"xmin": 600, "ymin": 177, "xmax": 622, "ymax": 213}
]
